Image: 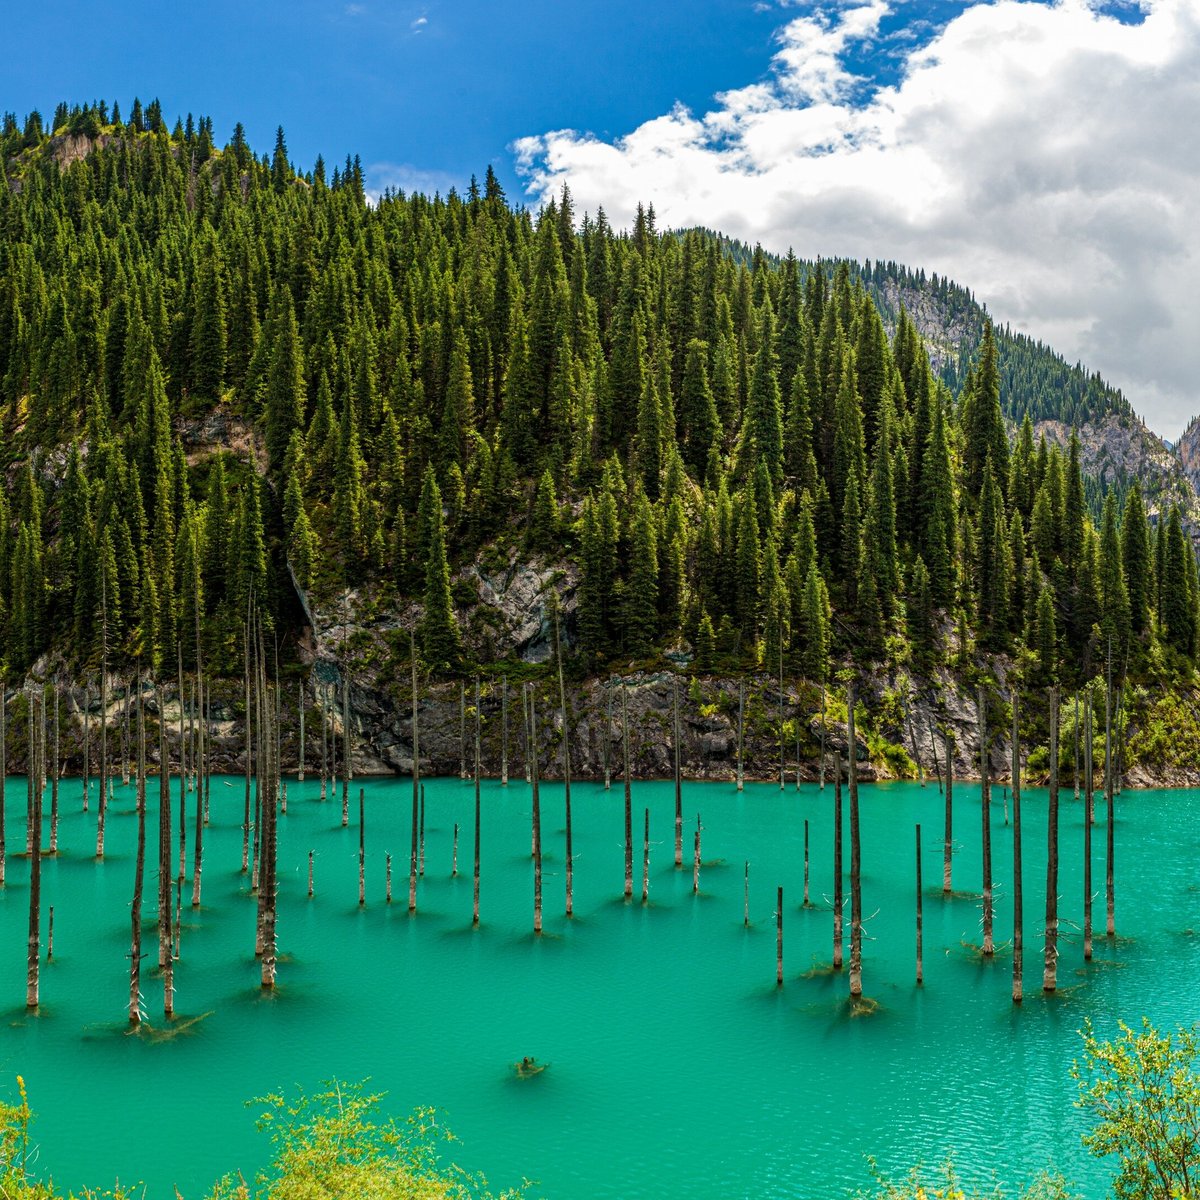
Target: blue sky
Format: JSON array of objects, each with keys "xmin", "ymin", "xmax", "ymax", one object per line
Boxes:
[
  {"xmin": 3, "ymin": 0, "xmax": 789, "ymax": 200},
  {"xmin": 5, "ymin": 0, "xmax": 1199, "ymax": 437}
]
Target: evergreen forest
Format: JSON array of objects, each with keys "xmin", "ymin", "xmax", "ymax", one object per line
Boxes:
[{"xmin": 0, "ymin": 99, "xmax": 1194, "ymax": 700}]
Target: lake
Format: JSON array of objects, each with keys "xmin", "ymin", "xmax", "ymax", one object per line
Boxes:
[{"xmin": 0, "ymin": 772, "xmax": 1196, "ymax": 1198}]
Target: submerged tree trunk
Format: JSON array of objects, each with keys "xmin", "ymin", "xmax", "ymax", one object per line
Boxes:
[
  {"xmin": 848, "ymin": 683, "xmax": 863, "ymax": 999},
  {"xmin": 158, "ymin": 688, "xmax": 174, "ymax": 1018},
  {"xmin": 1043, "ymin": 687, "xmax": 1059, "ymax": 993},
  {"xmin": 915, "ymin": 824, "xmax": 923, "ymax": 986},
  {"xmin": 1105, "ymin": 656, "xmax": 1116, "ymax": 939},
  {"xmin": 97, "ymin": 579, "xmax": 109, "ymax": 859},
  {"xmin": 26, "ymin": 691, "xmax": 41, "ymax": 1011},
  {"xmin": 979, "ymin": 687, "xmax": 993, "ymax": 956},
  {"xmin": 130, "ymin": 671, "xmax": 147, "ymax": 1025},
  {"xmin": 473, "ymin": 680, "xmax": 481, "ymax": 926},
  {"xmin": 554, "ymin": 611, "xmax": 573, "ymax": 918},
  {"xmin": 1084, "ymin": 692, "xmax": 1094, "ymax": 962},
  {"xmin": 736, "ymin": 680, "xmax": 745, "ymax": 792},
  {"xmin": 943, "ymin": 728, "xmax": 954, "ymax": 893},
  {"xmin": 804, "ymin": 818, "xmax": 810, "ymax": 907},
  {"xmin": 622, "ymin": 685, "xmax": 633, "ymax": 900},
  {"xmin": 49, "ymin": 685, "xmax": 59, "ymax": 855},
  {"xmin": 358, "ymin": 788, "xmax": 366, "ymax": 907},
  {"xmin": 530, "ymin": 687, "xmax": 542, "ymax": 935},
  {"xmin": 693, "ymin": 813, "xmax": 702, "ymax": 894},
  {"xmin": 409, "ymin": 639, "xmax": 420, "ymax": 914},
  {"xmin": 1012, "ymin": 693, "xmax": 1023, "ymax": 1004},
  {"xmin": 776, "ymin": 886, "xmax": 784, "ymax": 986},
  {"xmin": 673, "ymin": 677, "xmax": 683, "ymax": 869},
  {"xmin": 833, "ymin": 751, "xmax": 843, "ymax": 970}
]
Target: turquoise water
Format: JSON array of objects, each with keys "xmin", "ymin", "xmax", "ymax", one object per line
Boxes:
[{"xmin": 0, "ymin": 773, "xmax": 1196, "ymax": 1199}]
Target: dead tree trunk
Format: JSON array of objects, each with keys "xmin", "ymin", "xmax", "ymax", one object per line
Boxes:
[
  {"xmin": 736, "ymin": 680, "xmax": 745, "ymax": 792},
  {"xmin": 1012, "ymin": 692, "xmax": 1023, "ymax": 1003},
  {"xmin": 776, "ymin": 886, "xmax": 784, "ymax": 986},
  {"xmin": 744, "ymin": 862, "xmax": 750, "ymax": 926},
  {"xmin": 554, "ymin": 610, "xmax": 573, "ymax": 918},
  {"xmin": 158, "ymin": 687, "xmax": 174, "ymax": 1018},
  {"xmin": 473, "ymin": 679, "xmax": 481, "ymax": 927},
  {"xmin": 298, "ymin": 680, "xmax": 305, "ymax": 782},
  {"xmin": 819, "ymin": 685, "xmax": 827, "ymax": 790},
  {"xmin": 341, "ymin": 673, "xmax": 350, "ymax": 829},
  {"xmin": 928, "ymin": 716, "xmax": 943, "ymax": 794},
  {"xmin": 622, "ymin": 685, "xmax": 633, "ymax": 900},
  {"xmin": 26, "ymin": 691, "xmax": 41, "ymax": 1011},
  {"xmin": 501, "ymin": 674, "xmax": 509, "ymax": 786},
  {"xmin": 693, "ymin": 814, "xmax": 702, "ymax": 893},
  {"xmin": 130, "ymin": 670, "xmax": 146, "ymax": 1024},
  {"xmin": 642, "ymin": 808, "xmax": 650, "ymax": 903},
  {"xmin": 803, "ymin": 818, "xmax": 810, "ymax": 907},
  {"xmin": 81, "ymin": 685, "xmax": 89, "ymax": 812},
  {"xmin": 1043, "ymin": 686, "xmax": 1059, "ymax": 993},
  {"xmin": 242, "ymin": 613, "xmax": 252, "ymax": 874},
  {"xmin": 530, "ymin": 687, "xmax": 542, "ymax": 935},
  {"xmin": 1105, "ymin": 655, "xmax": 1115, "ymax": 939},
  {"xmin": 97, "ymin": 577, "xmax": 109, "ymax": 859},
  {"xmin": 1084, "ymin": 694, "xmax": 1094, "ymax": 962},
  {"xmin": 979, "ymin": 687, "xmax": 993, "ymax": 956},
  {"xmin": 409, "ymin": 639, "xmax": 420, "ymax": 914},
  {"xmin": 848, "ymin": 683, "xmax": 863, "ymax": 999},
  {"xmin": 915, "ymin": 824, "xmax": 923, "ymax": 986},
  {"xmin": 673, "ymin": 676, "xmax": 683, "ymax": 869},
  {"xmin": 459, "ymin": 682, "xmax": 467, "ymax": 780},
  {"xmin": 419, "ymin": 784, "xmax": 425, "ymax": 877},
  {"xmin": 358, "ymin": 788, "xmax": 366, "ymax": 906},
  {"xmin": 178, "ymin": 650, "xmax": 187, "ymax": 885},
  {"xmin": 49, "ymin": 685, "xmax": 59, "ymax": 854},
  {"xmin": 833, "ymin": 751, "xmax": 843, "ymax": 970},
  {"xmin": 943, "ymin": 728, "xmax": 954, "ymax": 893}
]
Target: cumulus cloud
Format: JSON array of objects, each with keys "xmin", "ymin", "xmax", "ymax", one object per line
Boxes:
[{"xmin": 514, "ymin": 0, "xmax": 1200, "ymax": 438}]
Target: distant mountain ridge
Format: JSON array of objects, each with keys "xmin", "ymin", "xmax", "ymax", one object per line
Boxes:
[{"xmin": 687, "ymin": 230, "xmax": 1196, "ymax": 524}]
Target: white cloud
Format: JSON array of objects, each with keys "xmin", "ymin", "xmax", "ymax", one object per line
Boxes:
[
  {"xmin": 365, "ymin": 161, "xmax": 462, "ymax": 203},
  {"xmin": 515, "ymin": 0, "xmax": 1200, "ymax": 439}
]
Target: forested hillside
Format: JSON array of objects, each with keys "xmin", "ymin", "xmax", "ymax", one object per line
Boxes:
[{"xmin": 0, "ymin": 99, "xmax": 1196, "ymax": 698}]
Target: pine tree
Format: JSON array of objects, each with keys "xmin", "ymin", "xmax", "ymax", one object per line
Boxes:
[
  {"xmin": 1121, "ymin": 481, "xmax": 1151, "ymax": 637},
  {"xmin": 679, "ymin": 339, "xmax": 719, "ymax": 475},
  {"xmin": 528, "ymin": 470, "xmax": 559, "ymax": 553},
  {"xmin": 263, "ymin": 290, "xmax": 307, "ymax": 473},
  {"xmin": 623, "ymin": 489, "xmax": 659, "ymax": 656},
  {"xmin": 419, "ymin": 475, "xmax": 460, "ymax": 671}
]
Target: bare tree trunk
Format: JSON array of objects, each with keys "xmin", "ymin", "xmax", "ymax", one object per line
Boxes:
[
  {"xmin": 736, "ymin": 680, "xmax": 745, "ymax": 791},
  {"xmin": 641, "ymin": 808, "xmax": 649, "ymax": 903},
  {"xmin": 97, "ymin": 578, "xmax": 109, "ymax": 859},
  {"xmin": 979, "ymin": 687, "xmax": 993, "ymax": 956},
  {"xmin": 158, "ymin": 686, "xmax": 174, "ymax": 1018},
  {"xmin": 49, "ymin": 685, "xmax": 59, "ymax": 854},
  {"xmin": 693, "ymin": 813, "xmax": 702, "ymax": 893},
  {"xmin": 409, "ymin": 639, "xmax": 420, "ymax": 913},
  {"xmin": 419, "ymin": 784, "xmax": 425, "ymax": 877},
  {"xmin": 26, "ymin": 691, "xmax": 41, "ymax": 1011},
  {"xmin": 473, "ymin": 679, "xmax": 481, "ymax": 926},
  {"xmin": 744, "ymin": 861, "xmax": 750, "ymax": 926},
  {"xmin": 320, "ymin": 681, "xmax": 328, "ymax": 802},
  {"xmin": 178, "ymin": 649, "xmax": 187, "ymax": 885},
  {"xmin": 776, "ymin": 886, "xmax": 784, "ymax": 986},
  {"xmin": 130, "ymin": 670, "xmax": 146, "ymax": 1025},
  {"xmin": 386, "ymin": 853, "xmax": 392, "ymax": 902},
  {"xmin": 1073, "ymin": 691, "xmax": 1081, "ymax": 800},
  {"xmin": 358, "ymin": 788, "xmax": 365, "ymax": 907},
  {"xmin": 833, "ymin": 750, "xmax": 843, "ymax": 970},
  {"xmin": 604, "ymin": 682, "xmax": 612, "ymax": 791},
  {"xmin": 803, "ymin": 818, "xmax": 810, "ymax": 907},
  {"xmin": 530, "ymin": 687, "xmax": 542, "ymax": 935},
  {"xmin": 242, "ymin": 613, "xmax": 252, "ymax": 874},
  {"xmin": 1084, "ymin": 694, "xmax": 1094, "ymax": 962},
  {"xmin": 673, "ymin": 677, "xmax": 683, "ymax": 868},
  {"xmin": 554, "ymin": 611, "xmax": 572, "ymax": 917},
  {"xmin": 622, "ymin": 685, "xmax": 633, "ymax": 899},
  {"xmin": 297, "ymin": 680, "xmax": 305, "ymax": 782},
  {"xmin": 848, "ymin": 683, "xmax": 863, "ymax": 999},
  {"xmin": 1105, "ymin": 654, "xmax": 1115, "ymax": 939},
  {"xmin": 341, "ymin": 673, "xmax": 350, "ymax": 829},
  {"xmin": 500, "ymin": 673, "xmax": 508, "ymax": 786},
  {"xmin": 819, "ymin": 685, "xmax": 827, "ymax": 790},
  {"xmin": 915, "ymin": 824, "xmax": 923, "ymax": 986},
  {"xmin": 1012, "ymin": 692, "xmax": 1023, "ymax": 1004},
  {"xmin": 1043, "ymin": 687, "xmax": 1059, "ymax": 993},
  {"xmin": 82, "ymin": 684, "xmax": 90, "ymax": 812},
  {"xmin": 522, "ymin": 682, "xmax": 531, "ymax": 784},
  {"xmin": 452, "ymin": 825, "xmax": 458, "ymax": 876},
  {"xmin": 308, "ymin": 850, "xmax": 314, "ymax": 899},
  {"xmin": 943, "ymin": 729, "xmax": 954, "ymax": 893},
  {"xmin": 459, "ymin": 682, "xmax": 467, "ymax": 780},
  {"xmin": 260, "ymin": 670, "xmax": 278, "ymax": 991},
  {"xmin": 928, "ymin": 716, "xmax": 943, "ymax": 794}
]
